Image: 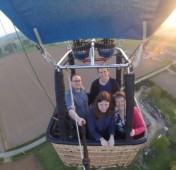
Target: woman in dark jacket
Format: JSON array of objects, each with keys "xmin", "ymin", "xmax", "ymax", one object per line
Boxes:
[
  {"xmin": 89, "ymin": 68, "xmax": 119, "ymax": 104},
  {"xmin": 87, "ymin": 91, "xmax": 115, "ymax": 146}
]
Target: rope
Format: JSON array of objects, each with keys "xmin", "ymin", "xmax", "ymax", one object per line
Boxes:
[
  {"xmin": 36, "ymin": 44, "xmax": 56, "ymax": 67},
  {"xmin": 34, "ymin": 28, "xmax": 56, "ymax": 67},
  {"xmin": 65, "ymin": 41, "xmax": 72, "ymax": 51},
  {"xmin": 0, "ymin": 18, "xmax": 9, "ymax": 38},
  {"xmin": 65, "ymin": 69, "xmax": 84, "ymax": 166},
  {"xmin": 129, "ymin": 41, "xmax": 143, "ymax": 59},
  {"xmin": 0, "ymin": 18, "xmax": 55, "ymax": 100},
  {"xmin": 65, "ymin": 41, "xmax": 87, "ymax": 170},
  {"xmin": 13, "ymin": 25, "xmax": 55, "ymax": 108},
  {"xmin": 65, "ymin": 41, "xmax": 75, "ymax": 57}
]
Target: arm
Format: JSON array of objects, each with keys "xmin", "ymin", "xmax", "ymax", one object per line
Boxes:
[
  {"xmin": 131, "ymin": 107, "xmax": 146, "ymax": 136},
  {"xmin": 108, "ymin": 116, "xmax": 115, "ymax": 146},
  {"xmin": 65, "ymin": 90, "xmax": 85, "ymax": 126},
  {"xmin": 108, "ymin": 116, "xmax": 115, "ymax": 137},
  {"xmin": 69, "ymin": 109, "xmax": 86, "ymax": 126},
  {"xmin": 87, "ymin": 109, "xmax": 103, "ymax": 142}
]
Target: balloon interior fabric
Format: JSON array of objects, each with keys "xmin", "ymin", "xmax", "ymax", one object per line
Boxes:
[{"xmin": 0, "ymin": 0, "xmax": 175, "ymax": 44}]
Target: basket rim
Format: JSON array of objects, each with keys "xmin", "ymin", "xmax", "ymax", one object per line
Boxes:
[{"xmin": 46, "ymin": 118, "xmax": 148, "ymax": 146}]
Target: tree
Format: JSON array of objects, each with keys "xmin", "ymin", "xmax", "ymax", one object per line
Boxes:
[
  {"xmin": 171, "ymin": 161, "xmax": 176, "ymax": 170},
  {"xmin": 152, "ymin": 136, "xmax": 170, "ymax": 152},
  {"xmin": 22, "ymin": 39, "xmax": 31, "ymax": 47},
  {"xmin": 0, "ymin": 47, "xmax": 3, "ymax": 57},
  {"xmin": 147, "ymin": 86, "xmax": 161, "ymax": 102},
  {"xmin": 4, "ymin": 42, "xmax": 18, "ymax": 54}
]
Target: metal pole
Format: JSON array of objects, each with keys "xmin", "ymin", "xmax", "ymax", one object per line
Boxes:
[
  {"xmin": 81, "ymin": 125, "xmax": 90, "ymax": 170},
  {"xmin": 116, "ymin": 50, "xmax": 122, "ymax": 88},
  {"xmin": 125, "ymin": 73, "xmax": 135, "ymax": 141},
  {"xmin": 54, "ymin": 70, "xmax": 68, "ymax": 141},
  {"xmin": 68, "ymin": 53, "xmax": 76, "ymax": 75},
  {"xmin": 90, "ymin": 39, "xmax": 95, "ymax": 65}
]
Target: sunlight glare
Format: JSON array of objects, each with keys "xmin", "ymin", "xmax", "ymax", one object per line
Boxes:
[{"xmin": 162, "ymin": 9, "xmax": 176, "ymax": 29}]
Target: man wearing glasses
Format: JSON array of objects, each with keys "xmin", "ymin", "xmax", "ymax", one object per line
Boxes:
[{"xmin": 65, "ymin": 74, "xmax": 90, "ymax": 126}]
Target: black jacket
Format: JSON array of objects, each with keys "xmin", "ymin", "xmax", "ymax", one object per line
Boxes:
[{"xmin": 89, "ymin": 77, "xmax": 119, "ymax": 104}]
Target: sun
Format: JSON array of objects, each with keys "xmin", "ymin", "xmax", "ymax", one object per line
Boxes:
[{"xmin": 162, "ymin": 9, "xmax": 176, "ymax": 29}]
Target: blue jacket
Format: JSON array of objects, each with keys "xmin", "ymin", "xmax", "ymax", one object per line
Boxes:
[
  {"xmin": 65, "ymin": 87, "xmax": 90, "ymax": 121},
  {"xmin": 87, "ymin": 107, "xmax": 115, "ymax": 142}
]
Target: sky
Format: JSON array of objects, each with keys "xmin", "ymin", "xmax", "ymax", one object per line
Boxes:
[
  {"xmin": 160, "ymin": 9, "xmax": 176, "ymax": 29},
  {"xmin": 0, "ymin": 11, "xmax": 16, "ymax": 37},
  {"xmin": 0, "ymin": 9, "xmax": 176, "ymax": 38}
]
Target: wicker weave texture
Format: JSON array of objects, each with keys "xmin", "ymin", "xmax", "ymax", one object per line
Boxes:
[{"xmin": 52, "ymin": 144, "xmax": 141, "ymax": 168}]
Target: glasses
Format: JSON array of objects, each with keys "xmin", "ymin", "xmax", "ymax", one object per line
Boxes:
[{"xmin": 72, "ymin": 79, "xmax": 82, "ymax": 83}]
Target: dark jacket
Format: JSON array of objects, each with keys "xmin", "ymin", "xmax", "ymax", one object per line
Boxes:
[
  {"xmin": 87, "ymin": 107, "xmax": 115, "ymax": 142},
  {"xmin": 89, "ymin": 77, "xmax": 119, "ymax": 104}
]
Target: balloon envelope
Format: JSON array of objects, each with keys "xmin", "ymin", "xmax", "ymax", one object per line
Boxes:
[{"xmin": 0, "ymin": 0, "xmax": 175, "ymax": 44}]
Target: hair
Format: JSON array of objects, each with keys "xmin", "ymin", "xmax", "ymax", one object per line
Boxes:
[
  {"xmin": 113, "ymin": 91, "xmax": 126, "ymax": 105},
  {"xmin": 113, "ymin": 91, "xmax": 126, "ymax": 99},
  {"xmin": 92, "ymin": 91, "xmax": 114, "ymax": 120},
  {"xmin": 70, "ymin": 74, "xmax": 81, "ymax": 81},
  {"xmin": 97, "ymin": 67, "xmax": 109, "ymax": 73}
]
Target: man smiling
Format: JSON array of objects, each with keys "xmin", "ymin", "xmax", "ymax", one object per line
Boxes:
[{"xmin": 65, "ymin": 74, "xmax": 89, "ymax": 126}]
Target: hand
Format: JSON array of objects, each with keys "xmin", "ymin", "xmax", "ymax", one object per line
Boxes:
[
  {"xmin": 130, "ymin": 129, "xmax": 135, "ymax": 137},
  {"xmin": 77, "ymin": 117, "xmax": 86, "ymax": 126},
  {"xmin": 108, "ymin": 135, "xmax": 115, "ymax": 146},
  {"xmin": 100, "ymin": 138, "xmax": 108, "ymax": 146}
]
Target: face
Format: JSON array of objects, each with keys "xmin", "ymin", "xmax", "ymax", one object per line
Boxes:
[
  {"xmin": 115, "ymin": 96, "xmax": 126, "ymax": 111},
  {"xmin": 98, "ymin": 100, "xmax": 110, "ymax": 113},
  {"xmin": 98, "ymin": 68, "xmax": 109, "ymax": 80},
  {"xmin": 71, "ymin": 75, "xmax": 82, "ymax": 91}
]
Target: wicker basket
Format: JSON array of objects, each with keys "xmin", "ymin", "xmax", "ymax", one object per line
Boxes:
[{"xmin": 52, "ymin": 143, "xmax": 141, "ymax": 168}]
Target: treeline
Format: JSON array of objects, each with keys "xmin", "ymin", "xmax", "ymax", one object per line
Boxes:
[
  {"xmin": 136, "ymin": 79, "xmax": 176, "ymax": 103},
  {"xmin": 0, "ymin": 38, "xmax": 35, "ymax": 58}
]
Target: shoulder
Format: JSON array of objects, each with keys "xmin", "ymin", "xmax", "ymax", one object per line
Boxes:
[
  {"xmin": 110, "ymin": 77, "xmax": 116, "ymax": 81},
  {"xmin": 110, "ymin": 77, "xmax": 118, "ymax": 84},
  {"xmin": 104, "ymin": 114, "xmax": 114, "ymax": 123},
  {"xmin": 65, "ymin": 89, "xmax": 71, "ymax": 96},
  {"xmin": 133, "ymin": 106, "xmax": 141, "ymax": 116},
  {"xmin": 81, "ymin": 88, "xmax": 88, "ymax": 98},
  {"xmin": 88, "ymin": 107, "xmax": 95, "ymax": 118},
  {"xmin": 80, "ymin": 87, "xmax": 86, "ymax": 92},
  {"xmin": 109, "ymin": 77, "xmax": 119, "ymax": 87},
  {"xmin": 91, "ymin": 78, "xmax": 99, "ymax": 86}
]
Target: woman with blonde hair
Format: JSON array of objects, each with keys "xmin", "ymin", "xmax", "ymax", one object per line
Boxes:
[{"xmin": 113, "ymin": 91, "xmax": 146, "ymax": 139}]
